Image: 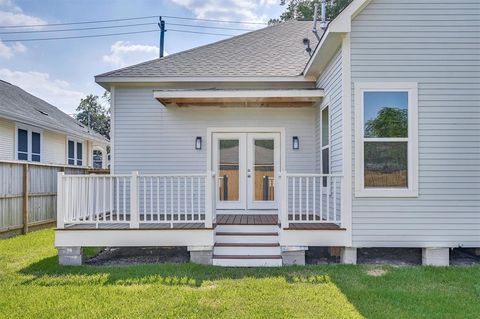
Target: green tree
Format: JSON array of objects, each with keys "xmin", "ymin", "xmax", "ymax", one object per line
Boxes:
[
  {"xmin": 75, "ymin": 93, "xmax": 110, "ymax": 139},
  {"xmin": 269, "ymin": 0, "xmax": 352, "ymax": 24},
  {"xmin": 365, "ymin": 107, "xmax": 408, "ymax": 138}
]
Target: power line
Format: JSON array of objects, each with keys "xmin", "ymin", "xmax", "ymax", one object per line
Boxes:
[
  {"xmin": 167, "ymin": 23, "xmax": 251, "ymax": 32},
  {"xmin": 0, "ymin": 15, "xmax": 267, "ymax": 29},
  {"xmin": 0, "ymin": 22, "xmax": 252, "ymax": 35},
  {"xmin": 168, "ymin": 29, "xmax": 237, "ymax": 37},
  {"xmin": 1, "ymin": 29, "xmax": 160, "ymax": 42},
  {"xmin": 0, "ymin": 28, "xmax": 238, "ymax": 42},
  {"xmin": 0, "ymin": 22, "xmax": 155, "ymax": 34}
]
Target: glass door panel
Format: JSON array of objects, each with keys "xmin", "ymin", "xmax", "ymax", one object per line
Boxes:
[
  {"xmin": 253, "ymin": 140, "xmax": 275, "ymax": 201},
  {"xmin": 213, "ymin": 133, "xmax": 246, "ymax": 210},
  {"xmin": 219, "ymin": 139, "xmax": 240, "ymax": 201},
  {"xmin": 247, "ymin": 133, "xmax": 280, "ymax": 209}
]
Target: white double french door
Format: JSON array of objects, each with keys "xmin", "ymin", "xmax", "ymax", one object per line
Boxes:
[{"xmin": 212, "ymin": 132, "xmax": 280, "ymax": 210}]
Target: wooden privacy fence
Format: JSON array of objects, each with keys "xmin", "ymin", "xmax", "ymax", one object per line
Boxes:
[{"xmin": 0, "ymin": 160, "xmax": 103, "ymax": 236}]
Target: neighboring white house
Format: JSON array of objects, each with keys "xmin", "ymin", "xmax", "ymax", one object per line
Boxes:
[
  {"xmin": 0, "ymin": 80, "xmax": 109, "ymax": 168},
  {"xmin": 55, "ymin": 0, "xmax": 480, "ymax": 267}
]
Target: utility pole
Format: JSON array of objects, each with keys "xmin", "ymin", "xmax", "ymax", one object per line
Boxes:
[{"xmin": 159, "ymin": 16, "xmax": 165, "ymax": 58}]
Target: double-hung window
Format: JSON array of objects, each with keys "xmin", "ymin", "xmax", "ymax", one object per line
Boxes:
[
  {"xmin": 355, "ymin": 83, "xmax": 418, "ymax": 197},
  {"xmin": 67, "ymin": 138, "xmax": 84, "ymax": 166},
  {"xmin": 16, "ymin": 124, "xmax": 42, "ymax": 162}
]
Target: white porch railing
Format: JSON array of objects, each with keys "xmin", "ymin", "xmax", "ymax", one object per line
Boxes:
[
  {"xmin": 57, "ymin": 171, "xmax": 342, "ymax": 230},
  {"xmin": 279, "ymin": 172, "xmax": 343, "ymax": 228},
  {"xmin": 57, "ymin": 172, "xmax": 214, "ymax": 229}
]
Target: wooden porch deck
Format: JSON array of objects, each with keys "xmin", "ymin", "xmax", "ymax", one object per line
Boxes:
[{"xmin": 63, "ymin": 213, "xmax": 341, "ymax": 230}]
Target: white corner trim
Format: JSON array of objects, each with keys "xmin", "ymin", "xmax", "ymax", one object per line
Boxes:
[
  {"xmin": 354, "ymin": 82, "xmax": 419, "ymax": 198},
  {"xmin": 340, "ymin": 33, "xmax": 353, "ymax": 246},
  {"xmin": 110, "ymin": 86, "xmax": 115, "ymax": 174}
]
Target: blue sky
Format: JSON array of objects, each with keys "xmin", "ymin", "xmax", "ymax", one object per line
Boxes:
[{"xmin": 0, "ymin": 0, "xmax": 284, "ymax": 114}]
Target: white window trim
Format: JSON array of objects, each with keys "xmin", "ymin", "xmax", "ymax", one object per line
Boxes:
[
  {"xmin": 66, "ymin": 137, "xmax": 85, "ymax": 167},
  {"xmin": 354, "ymin": 82, "xmax": 418, "ymax": 197},
  {"xmin": 15, "ymin": 123, "xmax": 43, "ymax": 162},
  {"xmin": 320, "ymin": 103, "xmax": 331, "ymax": 174}
]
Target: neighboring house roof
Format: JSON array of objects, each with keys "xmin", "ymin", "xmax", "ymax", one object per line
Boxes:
[
  {"xmin": 96, "ymin": 21, "xmax": 321, "ymax": 79},
  {"xmin": 0, "ymin": 80, "xmax": 108, "ymax": 143}
]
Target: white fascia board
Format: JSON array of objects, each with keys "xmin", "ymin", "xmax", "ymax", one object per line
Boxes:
[
  {"xmin": 95, "ymin": 75, "xmax": 312, "ymax": 84},
  {"xmin": 153, "ymin": 89, "xmax": 324, "ymax": 100}
]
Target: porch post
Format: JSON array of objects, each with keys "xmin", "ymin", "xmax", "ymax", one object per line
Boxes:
[
  {"xmin": 56, "ymin": 172, "xmax": 65, "ymax": 229},
  {"xmin": 280, "ymin": 171, "xmax": 289, "ymax": 229},
  {"xmin": 205, "ymin": 171, "xmax": 213, "ymax": 228},
  {"xmin": 130, "ymin": 171, "xmax": 139, "ymax": 228}
]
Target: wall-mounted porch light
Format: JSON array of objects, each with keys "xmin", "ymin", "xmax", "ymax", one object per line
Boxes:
[
  {"xmin": 293, "ymin": 136, "xmax": 299, "ymax": 150},
  {"xmin": 195, "ymin": 137, "xmax": 202, "ymax": 150}
]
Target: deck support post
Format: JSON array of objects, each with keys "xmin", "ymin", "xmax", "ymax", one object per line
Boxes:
[
  {"xmin": 22, "ymin": 163, "xmax": 29, "ymax": 234},
  {"xmin": 56, "ymin": 172, "xmax": 65, "ymax": 229},
  {"xmin": 280, "ymin": 171, "xmax": 289, "ymax": 229},
  {"xmin": 130, "ymin": 171, "xmax": 139, "ymax": 228},
  {"xmin": 474, "ymin": 248, "xmax": 480, "ymax": 256},
  {"xmin": 205, "ymin": 171, "xmax": 213, "ymax": 228},
  {"xmin": 340, "ymin": 247, "xmax": 357, "ymax": 264},
  {"xmin": 422, "ymin": 248, "xmax": 449, "ymax": 266},
  {"xmin": 57, "ymin": 246, "xmax": 83, "ymax": 266},
  {"xmin": 188, "ymin": 246, "xmax": 213, "ymax": 265}
]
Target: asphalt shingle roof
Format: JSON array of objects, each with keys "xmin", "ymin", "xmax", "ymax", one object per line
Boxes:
[
  {"xmin": 0, "ymin": 80, "xmax": 108, "ymax": 143},
  {"xmin": 97, "ymin": 21, "xmax": 320, "ymax": 78}
]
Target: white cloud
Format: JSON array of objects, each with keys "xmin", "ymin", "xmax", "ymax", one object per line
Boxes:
[
  {"xmin": 0, "ymin": 68, "xmax": 86, "ymax": 114},
  {"xmin": 0, "ymin": 40, "xmax": 26, "ymax": 59},
  {"xmin": 171, "ymin": 0, "xmax": 275, "ymax": 25},
  {"xmin": 0, "ymin": 0, "xmax": 46, "ymax": 27},
  {"xmin": 0, "ymin": 8, "xmax": 46, "ymax": 27},
  {"xmin": 102, "ymin": 41, "xmax": 160, "ymax": 68}
]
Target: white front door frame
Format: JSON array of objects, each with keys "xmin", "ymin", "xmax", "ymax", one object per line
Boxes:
[{"xmin": 207, "ymin": 127, "xmax": 286, "ymax": 212}]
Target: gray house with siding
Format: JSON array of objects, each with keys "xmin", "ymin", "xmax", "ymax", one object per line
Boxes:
[{"xmin": 55, "ymin": 0, "xmax": 480, "ymax": 267}]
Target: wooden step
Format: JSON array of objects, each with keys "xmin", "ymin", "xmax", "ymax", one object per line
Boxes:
[
  {"xmin": 213, "ymin": 254, "xmax": 282, "ymax": 259},
  {"xmin": 215, "ymin": 232, "xmax": 278, "ymax": 236},
  {"xmin": 215, "ymin": 243, "xmax": 279, "ymax": 247}
]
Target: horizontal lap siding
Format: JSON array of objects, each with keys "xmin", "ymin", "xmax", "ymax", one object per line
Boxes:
[
  {"xmin": 0, "ymin": 117, "xmax": 14, "ymax": 161},
  {"xmin": 351, "ymin": 0, "xmax": 480, "ymax": 247},
  {"xmin": 114, "ymin": 88, "xmax": 316, "ymax": 174},
  {"xmin": 43, "ymin": 130, "xmax": 66, "ymax": 165},
  {"xmin": 316, "ymin": 49, "xmax": 343, "ymax": 174}
]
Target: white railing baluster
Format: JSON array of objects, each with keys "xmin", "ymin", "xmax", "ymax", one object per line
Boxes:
[
  {"xmin": 326, "ymin": 177, "xmax": 330, "ymax": 222},
  {"xmin": 150, "ymin": 177, "xmax": 153, "ymax": 222},
  {"xmin": 157, "ymin": 177, "xmax": 160, "ymax": 222},
  {"xmin": 306, "ymin": 177, "xmax": 309, "ymax": 221},
  {"xmin": 164, "ymin": 177, "xmax": 167, "ymax": 222},
  {"xmin": 292, "ymin": 177, "xmax": 296, "ymax": 221},
  {"xmin": 333, "ymin": 177, "xmax": 337, "ymax": 223},
  {"xmin": 299, "ymin": 177, "xmax": 303, "ymax": 220},
  {"xmin": 184, "ymin": 177, "xmax": 187, "ymax": 221},
  {"xmin": 197, "ymin": 177, "xmax": 200, "ymax": 220},
  {"xmin": 190, "ymin": 177, "xmax": 194, "ymax": 221},
  {"xmin": 313, "ymin": 177, "xmax": 316, "ymax": 221}
]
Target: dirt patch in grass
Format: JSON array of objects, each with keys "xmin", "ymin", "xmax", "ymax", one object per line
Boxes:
[
  {"xmin": 367, "ymin": 268, "xmax": 387, "ymax": 277},
  {"xmin": 85, "ymin": 247, "xmax": 190, "ymax": 266}
]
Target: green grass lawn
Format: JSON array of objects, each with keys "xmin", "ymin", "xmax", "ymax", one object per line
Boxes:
[{"xmin": 1, "ymin": 230, "xmax": 479, "ymax": 319}]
